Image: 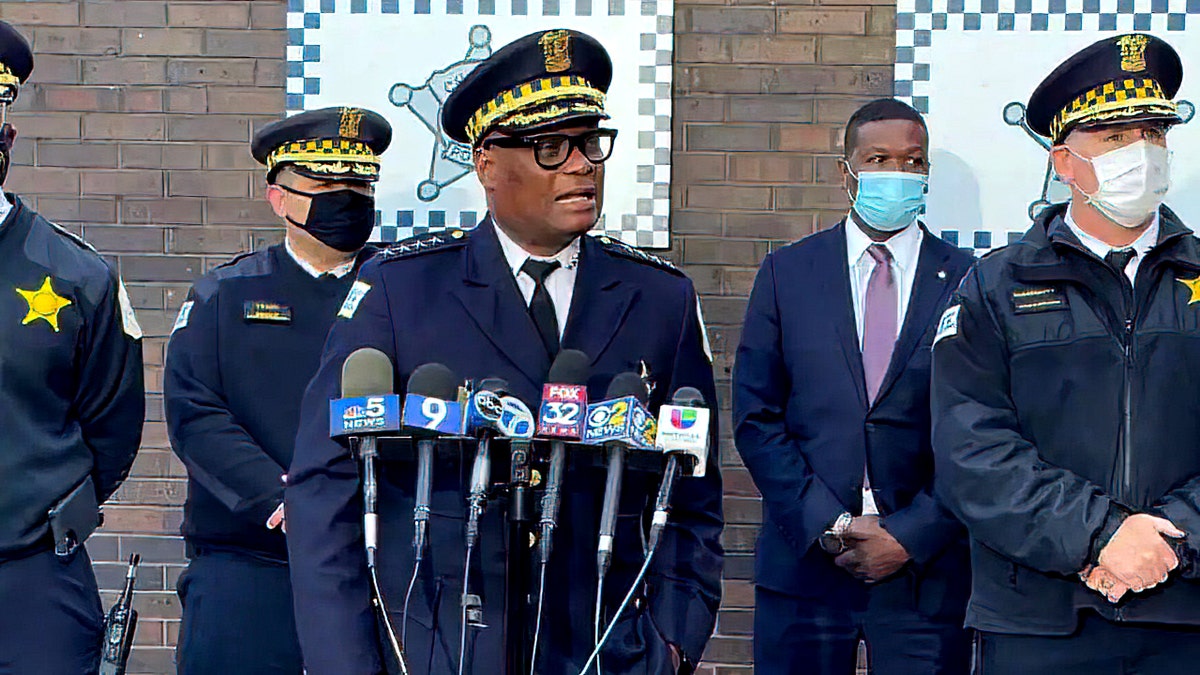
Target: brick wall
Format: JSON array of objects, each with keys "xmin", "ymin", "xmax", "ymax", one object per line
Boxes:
[{"xmin": 0, "ymin": 1, "xmax": 893, "ymax": 672}]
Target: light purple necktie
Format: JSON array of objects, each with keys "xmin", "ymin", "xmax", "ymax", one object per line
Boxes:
[{"xmin": 863, "ymin": 244, "xmax": 897, "ymax": 404}]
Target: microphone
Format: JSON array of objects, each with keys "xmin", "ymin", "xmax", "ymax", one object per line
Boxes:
[
  {"xmin": 465, "ymin": 378, "xmax": 516, "ymax": 550},
  {"xmin": 537, "ymin": 349, "xmax": 590, "ymax": 565},
  {"xmin": 593, "ymin": 372, "xmax": 653, "ymax": 579},
  {"xmin": 401, "ymin": 363, "xmax": 462, "ymax": 563},
  {"xmin": 649, "ymin": 387, "xmax": 711, "ymax": 551}
]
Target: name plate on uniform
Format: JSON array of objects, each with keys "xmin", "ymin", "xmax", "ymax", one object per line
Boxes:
[{"xmin": 244, "ymin": 301, "xmax": 293, "ymax": 324}]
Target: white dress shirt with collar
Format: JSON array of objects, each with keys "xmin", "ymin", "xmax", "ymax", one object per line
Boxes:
[
  {"xmin": 493, "ymin": 221, "xmax": 580, "ymax": 339},
  {"xmin": 845, "ymin": 214, "xmax": 925, "ymax": 348},
  {"xmin": 1064, "ymin": 208, "xmax": 1159, "ymax": 286},
  {"xmin": 284, "ymin": 237, "xmax": 356, "ymax": 279}
]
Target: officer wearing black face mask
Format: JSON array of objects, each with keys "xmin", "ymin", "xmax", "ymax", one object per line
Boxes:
[{"xmin": 164, "ymin": 106, "xmax": 390, "ymax": 675}]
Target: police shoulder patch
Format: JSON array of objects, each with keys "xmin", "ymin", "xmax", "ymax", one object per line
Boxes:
[
  {"xmin": 378, "ymin": 229, "xmax": 469, "ymax": 262},
  {"xmin": 338, "ymin": 280, "xmax": 372, "ymax": 319},
  {"xmin": 933, "ymin": 304, "xmax": 961, "ymax": 346},
  {"xmin": 595, "ymin": 235, "xmax": 683, "ymax": 276},
  {"xmin": 173, "ymin": 300, "xmax": 194, "ymax": 334}
]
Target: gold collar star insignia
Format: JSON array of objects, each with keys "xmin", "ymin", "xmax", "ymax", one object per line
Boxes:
[
  {"xmin": 1179, "ymin": 275, "xmax": 1200, "ymax": 305},
  {"xmin": 16, "ymin": 276, "xmax": 72, "ymax": 331}
]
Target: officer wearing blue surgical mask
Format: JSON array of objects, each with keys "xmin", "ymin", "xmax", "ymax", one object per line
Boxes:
[
  {"xmin": 733, "ymin": 98, "xmax": 975, "ymax": 675},
  {"xmin": 932, "ymin": 34, "xmax": 1200, "ymax": 675}
]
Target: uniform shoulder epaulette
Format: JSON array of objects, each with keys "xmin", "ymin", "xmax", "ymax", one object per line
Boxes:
[
  {"xmin": 594, "ymin": 234, "xmax": 683, "ymax": 277},
  {"xmin": 378, "ymin": 229, "xmax": 469, "ymax": 262},
  {"xmin": 210, "ymin": 249, "xmax": 258, "ymax": 272},
  {"xmin": 44, "ymin": 217, "xmax": 98, "ymax": 254}
]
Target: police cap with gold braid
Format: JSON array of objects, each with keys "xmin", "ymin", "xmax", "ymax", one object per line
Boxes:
[
  {"xmin": 251, "ymin": 106, "xmax": 393, "ymax": 183},
  {"xmin": 1027, "ymin": 33, "xmax": 1183, "ymax": 143},
  {"xmin": 0, "ymin": 21, "xmax": 34, "ymax": 104},
  {"xmin": 441, "ymin": 29, "xmax": 612, "ymax": 146}
]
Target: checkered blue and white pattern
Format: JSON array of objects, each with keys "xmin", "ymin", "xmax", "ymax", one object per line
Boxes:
[{"xmin": 285, "ymin": 0, "xmax": 674, "ymax": 248}]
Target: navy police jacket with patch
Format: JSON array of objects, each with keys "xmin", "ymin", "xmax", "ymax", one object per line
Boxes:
[
  {"xmin": 165, "ymin": 244, "xmax": 373, "ymax": 561},
  {"xmin": 286, "ymin": 217, "xmax": 722, "ymax": 675},
  {"xmin": 0, "ymin": 195, "xmax": 144, "ymax": 557},
  {"xmin": 933, "ymin": 203, "xmax": 1200, "ymax": 634}
]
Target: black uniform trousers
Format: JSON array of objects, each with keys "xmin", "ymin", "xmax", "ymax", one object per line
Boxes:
[
  {"xmin": 176, "ymin": 549, "xmax": 303, "ymax": 675},
  {"xmin": 0, "ymin": 547, "xmax": 103, "ymax": 674},
  {"xmin": 978, "ymin": 611, "xmax": 1200, "ymax": 675},
  {"xmin": 755, "ymin": 580, "xmax": 971, "ymax": 675}
]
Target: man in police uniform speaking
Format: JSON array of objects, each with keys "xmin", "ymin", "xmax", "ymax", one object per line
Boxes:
[
  {"xmin": 287, "ymin": 29, "xmax": 722, "ymax": 674},
  {"xmin": 933, "ymin": 34, "xmax": 1200, "ymax": 673},
  {"xmin": 0, "ymin": 20, "xmax": 145, "ymax": 673},
  {"xmin": 165, "ymin": 107, "xmax": 390, "ymax": 673}
]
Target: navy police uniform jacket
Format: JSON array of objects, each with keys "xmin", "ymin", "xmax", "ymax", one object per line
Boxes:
[
  {"xmin": 733, "ymin": 222, "xmax": 973, "ymax": 611},
  {"xmin": 933, "ymin": 204, "xmax": 1200, "ymax": 633},
  {"xmin": 287, "ymin": 217, "xmax": 723, "ymax": 674},
  {"xmin": 0, "ymin": 195, "xmax": 144, "ymax": 557},
  {"xmin": 165, "ymin": 244, "xmax": 374, "ymax": 561}
]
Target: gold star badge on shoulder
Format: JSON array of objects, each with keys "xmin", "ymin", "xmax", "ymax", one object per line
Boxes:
[
  {"xmin": 1179, "ymin": 275, "xmax": 1200, "ymax": 305},
  {"xmin": 16, "ymin": 276, "xmax": 72, "ymax": 331}
]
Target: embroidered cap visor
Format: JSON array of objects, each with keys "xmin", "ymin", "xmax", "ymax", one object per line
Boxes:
[
  {"xmin": 1027, "ymin": 33, "xmax": 1184, "ymax": 142},
  {"xmin": 442, "ymin": 28, "xmax": 613, "ymax": 146},
  {"xmin": 252, "ymin": 106, "xmax": 393, "ymax": 182}
]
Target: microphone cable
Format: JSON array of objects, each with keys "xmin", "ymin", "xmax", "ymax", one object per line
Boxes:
[
  {"xmin": 579, "ymin": 542, "xmax": 660, "ymax": 675},
  {"xmin": 529, "ymin": 560, "xmax": 549, "ymax": 675}
]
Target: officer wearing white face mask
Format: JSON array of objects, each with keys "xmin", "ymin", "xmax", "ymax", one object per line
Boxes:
[{"xmin": 931, "ymin": 34, "xmax": 1200, "ymax": 675}]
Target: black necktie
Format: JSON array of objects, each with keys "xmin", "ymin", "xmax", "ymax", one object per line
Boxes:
[
  {"xmin": 521, "ymin": 258, "xmax": 561, "ymax": 357},
  {"xmin": 1105, "ymin": 248, "xmax": 1137, "ymax": 279}
]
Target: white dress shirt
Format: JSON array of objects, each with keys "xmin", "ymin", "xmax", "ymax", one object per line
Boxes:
[
  {"xmin": 845, "ymin": 216, "xmax": 924, "ymax": 516},
  {"xmin": 494, "ymin": 223, "xmax": 580, "ymax": 338},
  {"xmin": 285, "ymin": 237, "xmax": 356, "ymax": 279},
  {"xmin": 1064, "ymin": 208, "xmax": 1159, "ymax": 286},
  {"xmin": 0, "ymin": 194, "xmax": 12, "ymax": 228},
  {"xmin": 846, "ymin": 215, "xmax": 924, "ymax": 348}
]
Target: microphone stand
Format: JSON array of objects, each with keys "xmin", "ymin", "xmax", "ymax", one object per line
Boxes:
[
  {"xmin": 356, "ymin": 436, "xmax": 411, "ymax": 675},
  {"xmin": 505, "ymin": 439, "xmax": 535, "ymax": 674}
]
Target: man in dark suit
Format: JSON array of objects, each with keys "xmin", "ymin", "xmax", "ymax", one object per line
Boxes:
[
  {"xmin": 733, "ymin": 98, "xmax": 974, "ymax": 674},
  {"xmin": 286, "ymin": 29, "xmax": 722, "ymax": 674}
]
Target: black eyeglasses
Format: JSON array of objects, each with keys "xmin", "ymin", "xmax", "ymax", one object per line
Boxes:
[{"xmin": 482, "ymin": 128, "xmax": 618, "ymax": 170}]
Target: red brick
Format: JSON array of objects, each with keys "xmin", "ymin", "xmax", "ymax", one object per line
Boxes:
[
  {"xmin": 254, "ymin": 58, "xmax": 285, "ymax": 87},
  {"xmin": 687, "ymin": 185, "xmax": 772, "ymax": 211},
  {"xmin": 676, "ymin": 35, "xmax": 731, "ymax": 64},
  {"xmin": 820, "ymin": 35, "xmax": 894, "ymax": 64},
  {"xmin": 687, "ymin": 124, "xmax": 772, "ymax": 152},
  {"xmin": 164, "ymin": 86, "xmax": 206, "ymax": 113},
  {"xmin": 167, "ymin": 59, "xmax": 256, "ymax": 85},
  {"xmin": 679, "ymin": 65, "xmax": 771, "ymax": 95},
  {"xmin": 33, "ymin": 27, "xmax": 120, "ymax": 55},
  {"xmin": 7, "ymin": 166, "xmax": 80, "ymax": 196},
  {"xmin": 0, "ymin": 3, "xmax": 80, "ymax": 26},
  {"xmin": 20, "ymin": 54, "xmax": 80, "ymax": 83},
  {"xmin": 169, "ymin": 226, "xmax": 256, "ymax": 255},
  {"xmin": 119, "ymin": 255, "xmax": 203, "ymax": 282},
  {"xmin": 205, "ymin": 144, "xmax": 259, "ymax": 171},
  {"xmin": 32, "ymin": 84, "xmax": 122, "ymax": 112},
  {"xmin": 683, "ymin": 238, "xmax": 767, "ymax": 265},
  {"xmin": 777, "ymin": 123, "xmax": 839, "ymax": 152},
  {"xmin": 671, "ymin": 210, "xmax": 723, "ymax": 236},
  {"xmin": 83, "ymin": 113, "xmax": 166, "ymax": 140},
  {"xmin": 80, "ymin": 226, "xmax": 164, "ymax": 253},
  {"xmin": 121, "ymin": 143, "xmax": 203, "ymax": 170},
  {"xmin": 82, "ymin": 170, "xmax": 164, "ymax": 197},
  {"xmin": 167, "ymin": 3, "xmax": 251, "ymax": 28},
  {"xmin": 250, "ymin": 3, "xmax": 286, "ymax": 29},
  {"xmin": 121, "ymin": 198, "xmax": 203, "ymax": 225},
  {"xmin": 36, "ymin": 197, "xmax": 117, "ymax": 225},
  {"xmin": 676, "ymin": 97, "xmax": 725, "ymax": 122},
  {"xmin": 167, "ymin": 114, "xmax": 250, "ymax": 143},
  {"xmin": 9, "ymin": 112, "xmax": 82, "ymax": 139},
  {"xmin": 121, "ymin": 28, "xmax": 204, "ymax": 56},
  {"xmin": 729, "ymin": 152, "xmax": 813, "ymax": 183},
  {"xmin": 205, "ymin": 29, "xmax": 285, "ymax": 58},
  {"xmin": 682, "ymin": 7, "xmax": 775, "ymax": 33},
  {"xmin": 868, "ymin": 6, "xmax": 897, "ymax": 35},
  {"xmin": 728, "ymin": 95, "xmax": 815, "ymax": 123},
  {"xmin": 731, "ymin": 35, "xmax": 817, "ymax": 64},
  {"xmin": 168, "ymin": 170, "xmax": 250, "ymax": 198},
  {"xmin": 206, "ymin": 198, "xmax": 276, "ymax": 225},
  {"xmin": 82, "ymin": 57, "xmax": 168, "ymax": 85},
  {"xmin": 675, "ymin": 153, "xmax": 726, "ymax": 183},
  {"xmin": 37, "ymin": 141, "xmax": 119, "ymax": 168},
  {"xmin": 774, "ymin": 184, "xmax": 849, "ymax": 210},
  {"xmin": 82, "ymin": 2, "xmax": 169, "ymax": 28},
  {"xmin": 124, "ymin": 86, "xmax": 164, "ymax": 112},
  {"xmin": 816, "ymin": 97, "xmax": 875, "ymax": 123},
  {"xmin": 726, "ymin": 211, "xmax": 819, "ymax": 240},
  {"xmin": 207, "ymin": 86, "xmax": 281, "ymax": 115},
  {"xmin": 778, "ymin": 9, "xmax": 867, "ymax": 35},
  {"xmin": 771, "ymin": 65, "xmax": 892, "ymax": 95}
]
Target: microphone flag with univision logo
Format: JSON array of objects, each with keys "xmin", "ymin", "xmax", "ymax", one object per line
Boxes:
[{"xmin": 656, "ymin": 402, "xmax": 710, "ymax": 476}]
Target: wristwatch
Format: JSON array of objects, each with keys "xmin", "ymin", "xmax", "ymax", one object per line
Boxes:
[{"xmin": 819, "ymin": 512, "xmax": 854, "ymax": 555}]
